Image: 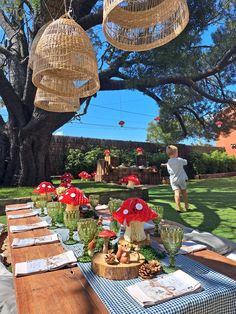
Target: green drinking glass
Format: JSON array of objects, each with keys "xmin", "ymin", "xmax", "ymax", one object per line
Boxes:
[
  {"xmin": 63, "ymin": 210, "xmax": 80, "ymax": 245},
  {"xmin": 88, "ymin": 194, "xmax": 100, "ymax": 208},
  {"xmin": 47, "ymin": 202, "xmax": 59, "ymax": 229},
  {"xmin": 152, "ymin": 205, "xmax": 164, "ymax": 236},
  {"xmin": 160, "ymin": 224, "xmax": 183, "ymax": 271},
  {"xmin": 38, "ymin": 199, "xmax": 47, "ymax": 217},
  {"xmin": 77, "ymin": 218, "xmax": 97, "ymax": 262}
]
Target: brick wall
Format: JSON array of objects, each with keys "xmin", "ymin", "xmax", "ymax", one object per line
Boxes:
[{"xmin": 216, "ymin": 129, "xmax": 236, "ymax": 157}]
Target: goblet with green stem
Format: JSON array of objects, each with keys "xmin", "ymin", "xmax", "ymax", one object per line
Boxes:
[
  {"xmin": 88, "ymin": 194, "xmax": 100, "ymax": 208},
  {"xmin": 63, "ymin": 210, "xmax": 80, "ymax": 245},
  {"xmin": 77, "ymin": 218, "xmax": 97, "ymax": 262},
  {"xmin": 47, "ymin": 202, "xmax": 59, "ymax": 229},
  {"xmin": 38, "ymin": 198, "xmax": 48, "ymax": 217},
  {"xmin": 108, "ymin": 198, "xmax": 123, "ymax": 234},
  {"xmin": 160, "ymin": 224, "xmax": 183, "ymax": 271},
  {"xmin": 151, "ymin": 205, "xmax": 164, "ymax": 236}
]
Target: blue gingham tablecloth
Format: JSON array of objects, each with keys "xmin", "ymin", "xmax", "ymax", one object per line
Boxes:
[{"xmin": 77, "ymin": 255, "xmax": 236, "ymax": 314}]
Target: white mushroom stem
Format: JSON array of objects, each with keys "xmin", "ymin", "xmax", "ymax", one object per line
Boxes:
[
  {"xmin": 127, "ymin": 181, "xmax": 135, "ymax": 189},
  {"xmin": 66, "ymin": 204, "xmax": 80, "ymax": 212},
  {"xmin": 124, "ymin": 221, "xmax": 146, "ymax": 242}
]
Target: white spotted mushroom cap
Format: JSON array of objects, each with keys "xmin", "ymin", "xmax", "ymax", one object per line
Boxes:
[
  {"xmin": 112, "ymin": 198, "xmax": 157, "ymax": 226},
  {"xmin": 33, "ymin": 181, "xmax": 55, "ymax": 194},
  {"xmin": 58, "ymin": 187, "xmax": 89, "ymax": 206}
]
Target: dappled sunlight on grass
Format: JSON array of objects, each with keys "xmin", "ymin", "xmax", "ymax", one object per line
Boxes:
[{"xmin": 149, "ymin": 177, "xmax": 236, "ymax": 243}]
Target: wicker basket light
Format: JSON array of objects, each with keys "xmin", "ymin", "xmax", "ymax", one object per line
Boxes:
[
  {"xmin": 32, "ymin": 16, "xmax": 100, "ymax": 97},
  {"xmin": 34, "ymin": 87, "xmax": 80, "ymax": 113},
  {"xmin": 103, "ymin": 0, "xmax": 189, "ymax": 51},
  {"xmin": 28, "ymin": 22, "xmax": 52, "ymax": 70}
]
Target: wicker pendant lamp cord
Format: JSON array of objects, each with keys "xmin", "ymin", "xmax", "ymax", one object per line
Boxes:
[{"xmin": 64, "ymin": 0, "xmax": 73, "ymax": 15}]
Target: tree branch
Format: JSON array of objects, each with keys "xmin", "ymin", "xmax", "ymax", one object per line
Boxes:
[
  {"xmin": 0, "ymin": 69, "xmax": 26, "ymax": 126},
  {"xmin": 0, "ymin": 45, "xmax": 12, "ymax": 58},
  {"xmin": 0, "ymin": 9, "xmax": 16, "ymax": 38},
  {"xmin": 78, "ymin": 9, "xmax": 103, "ymax": 30},
  {"xmin": 173, "ymin": 111, "xmax": 187, "ymax": 137},
  {"xmin": 193, "ymin": 45, "xmax": 236, "ymax": 82},
  {"xmin": 137, "ymin": 88, "xmax": 162, "ymax": 106},
  {"xmin": 72, "ymin": 0, "xmax": 99, "ymax": 20},
  {"xmin": 100, "ymin": 76, "xmax": 236, "ymax": 105},
  {"xmin": 180, "ymin": 106, "xmax": 205, "ymax": 128}
]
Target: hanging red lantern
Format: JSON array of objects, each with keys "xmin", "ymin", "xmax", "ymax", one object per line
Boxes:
[
  {"xmin": 119, "ymin": 120, "xmax": 125, "ymax": 127},
  {"xmin": 154, "ymin": 116, "xmax": 160, "ymax": 121},
  {"xmin": 215, "ymin": 121, "xmax": 223, "ymax": 128}
]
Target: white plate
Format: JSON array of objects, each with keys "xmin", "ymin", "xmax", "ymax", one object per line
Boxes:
[{"xmin": 95, "ymin": 204, "xmax": 109, "ymax": 210}]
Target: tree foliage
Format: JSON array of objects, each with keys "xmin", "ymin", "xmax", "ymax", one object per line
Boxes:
[{"xmin": 0, "ymin": 0, "xmax": 235, "ymax": 186}]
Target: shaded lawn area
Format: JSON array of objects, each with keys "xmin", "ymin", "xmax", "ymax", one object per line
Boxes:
[
  {"xmin": 0, "ymin": 177, "xmax": 235, "ymax": 243},
  {"xmin": 149, "ymin": 177, "xmax": 236, "ymax": 243},
  {"xmin": 0, "ymin": 180, "xmax": 126, "ymax": 199}
]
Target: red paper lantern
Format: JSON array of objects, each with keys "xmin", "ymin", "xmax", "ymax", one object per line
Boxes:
[
  {"xmin": 215, "ymin": 121, "xmax": 223, "ymax": 128},
  {"xmin": 119, "ymin": 120, "xmax": 125, "ymax": 127},
  {"xmin": 136, "ymin": 147, "xmax": 144, "ymax": 155},
  {"xmin": 154, "ymin": 116, "xmax": 160, "ymax": 121}
]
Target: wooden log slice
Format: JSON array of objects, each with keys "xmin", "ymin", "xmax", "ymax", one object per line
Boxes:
[{"xmin": 91, "ymin": 252, "xmax": 144, "ymax": 280}]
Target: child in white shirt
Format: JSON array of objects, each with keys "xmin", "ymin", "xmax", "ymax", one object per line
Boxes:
[{"xmin": 162, "ymin": 145, "xmax": 188, "ymax": 213}]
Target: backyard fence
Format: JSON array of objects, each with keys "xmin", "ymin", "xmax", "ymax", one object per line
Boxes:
[{"xmin": 49, "ymin": 135, "xmax": 225, "ymax": 175}]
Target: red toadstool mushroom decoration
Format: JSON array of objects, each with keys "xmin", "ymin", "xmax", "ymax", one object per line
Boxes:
[
  {"xmin": 119, "ymin": 176, "xmax": 129, "ymax": 185},
  {"xmin": 135, "ymin": 147, "xmax": 144, "ymax": 155},
  {"xmin": 126, "ymin": 175, "xmax": 140, "ymax": 189},
  {"xmin": 112, "ymin": 198, "xmax": 158, "ymax": 242},
  {"xmin": 118, "ymin": 120, "xmax": 125, "ymax": 127},
  {"xmin": 154, "ymin": 116, "xmax": 160, "ymax": 122},
  {"xmin": 60, "ymin": 182, "xmax": 74, "ymax": 189},
  {"xmin": 78, "ymin": 171, "xmax": 91, "ymax": 181},
  {"xmin": 98, "ymin": 229, "xmax": 116, "ymax": 254},
  {"xmin": 58, "ymin": 187, "xmax": 89, "ymax": 212},
  {"xmin": 33, "ymin": 181, "xmax": 55, "ymax": 201},
  {"xmin": 61, "ymin": 172, "xmax": 74, "ymax": 183},
  {"xmin": 215, "ymin": 120, "xmax": 223, "ymax": 128},
  {"xmin": 104, "ymin": 149, "xmax": 110, "ymax": 156}
]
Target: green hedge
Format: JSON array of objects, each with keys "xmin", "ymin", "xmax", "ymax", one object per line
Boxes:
[
  {"xmin": 189, "ymin": 151, "xmax": 236, "ymax": 175},
  {"xmin": 65, "ymin": 147, "xmax": 168, "ymax": 175}
]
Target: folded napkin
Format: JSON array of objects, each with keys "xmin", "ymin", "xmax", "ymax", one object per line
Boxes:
[
  {"xmin": 15, "ymin": 250, "xmax": 77, "ymax": 276},
  {"xmin": 12, "ymin": 234, "xmax": 59, "ymax": 248},
  {"xmin": 5, "ymin": 204, "xmax": 32, "ymax": 212},
  {"xmin": 10, "ymin": 221, "xmax": 49, "ymax": 233},
  {"xmin": 8, "ymin": 211, "xmax": 39, "ymax": 219},
  {"xmin": 184, "ymin": 230, "xmax": 236, "ymax": 255}
]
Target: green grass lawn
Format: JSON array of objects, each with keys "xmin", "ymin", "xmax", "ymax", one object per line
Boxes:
[
  {"xmin": 0, "ymin": 180, "xmax": 126, "ymax": 199},
  {"xmin": 149, "ymin": 177, "xmax": 236, "ymax": 243},
  {"xmin": 0, "ymin": 177, "xmax": 235, "ymax": 242}
]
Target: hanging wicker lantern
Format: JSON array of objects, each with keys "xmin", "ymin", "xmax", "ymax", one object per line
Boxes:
[
  {"xmin": 35, "ymin": 88, "xmax": 80, "ymax": 113},
  {"xmin": 103, "ymin": 0, "xmax": 189, "ymax": 51},
  {"xmin": 28, "ymin": 22, "xmax": 52, "ymax": 70},
  {"xmin": 32, "ymin": 15, "xmax": 100, "ymax": 97}
]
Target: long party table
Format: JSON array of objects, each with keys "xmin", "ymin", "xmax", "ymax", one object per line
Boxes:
[{"xmin": 6, "ymin": 204, "xmax": 236, "ymax": 314}]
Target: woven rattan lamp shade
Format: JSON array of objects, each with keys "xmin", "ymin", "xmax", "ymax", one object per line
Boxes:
[
  {"xmin": 28, "ymin": 22, "xmax": 51, "ymax": 70},
  {"xmin": 35, "ymin": 88, "xmax": 80, "ymax": 112},
  {"xmin": 103, "ymin": 0, "xmax": 189, "ymax": 51},
  {"xmin": 32, "ymin": 16, "xmax": 100, "ymax": 97}
]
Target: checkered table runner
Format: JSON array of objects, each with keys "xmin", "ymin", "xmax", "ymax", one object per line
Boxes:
[{"xmin": 77, "ymin": 255, "xmax": 236, "ymax": 314}]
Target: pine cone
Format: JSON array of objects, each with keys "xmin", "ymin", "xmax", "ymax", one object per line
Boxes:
[
  {"xmin": 104, "ymin": 253, "xmax": 116, "ymax": 265},
  {"xmin": 138, "ymin": 263, "xmax": 154, "ymax": 279},
  {"xmin": 148, "ymin": 260, "xmax": 161, "ymax": 274}
]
